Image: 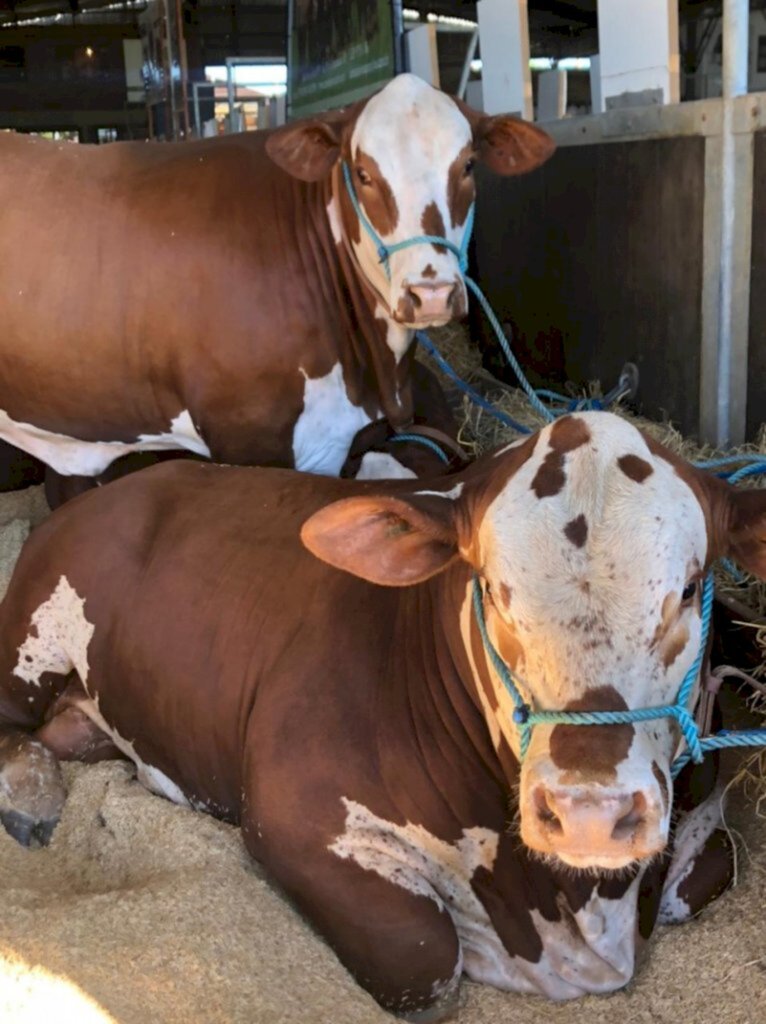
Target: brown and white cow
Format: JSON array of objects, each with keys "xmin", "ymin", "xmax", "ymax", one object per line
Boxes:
[
  {"xmin": 0, "ymin": 74, "xmax": 553, "ymax": 486},
  {"xmin": 0, "ymin": 412, "xmax": 760, "ymax": 1018}
]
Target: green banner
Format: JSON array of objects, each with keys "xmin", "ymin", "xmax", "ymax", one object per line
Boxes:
[{"xmin": 288, "ymin": 0, "xmax": 397, "ymax": 119}]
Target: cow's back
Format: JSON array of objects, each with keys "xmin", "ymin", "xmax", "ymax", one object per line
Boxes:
[
  {"xmin": 0, "ymin": 462, "xmax": 400, "ymax": 814},
  {"xmin": 0, "ymin": 132, "xmax": 342, "ymax": 454}
]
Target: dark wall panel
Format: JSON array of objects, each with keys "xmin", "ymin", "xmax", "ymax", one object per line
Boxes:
[
  {"xmin": 471, "ymin": 136, "xmax": 705, "ymax": 436},
  {"xmin": 748, "ymin": 130, "xmax": 766, "ymax": 439}
]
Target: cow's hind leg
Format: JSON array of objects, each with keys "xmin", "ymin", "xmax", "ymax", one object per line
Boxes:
[{"xmin": 0, "ymin": 569, "xmax": 109, "ymax": 846}]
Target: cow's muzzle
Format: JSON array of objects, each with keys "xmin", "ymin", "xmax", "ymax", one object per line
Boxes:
[
  {"xmin": 521, "ymin": 782, "xmax": 665, "ymax": 870},
  {"xmin": 395, "ymin": 279, "xmax": 466, "ymax": 327}
]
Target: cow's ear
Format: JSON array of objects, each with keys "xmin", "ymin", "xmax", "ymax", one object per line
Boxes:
[
  {"xmin": 266, "ymin": 119, "xmax": 342, "ymax": 182},
  {"xmin": 454, "ymin": 98, "xmax": 555, "ymax": 176},
  {"xmin": 723, "ymin": 487, "xmax": 766, "ymax": 578},
  {"xmin": 301, "ymin": 495, "xmax": 459, "ymax": 586}
]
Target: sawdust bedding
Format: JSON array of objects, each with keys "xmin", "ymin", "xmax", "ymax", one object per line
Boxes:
[{"xmin": 0, "ymin": 335, "xmax": 765, "ymax": 1023}]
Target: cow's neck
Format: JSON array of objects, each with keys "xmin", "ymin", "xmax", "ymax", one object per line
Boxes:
[{"xmin": 318, "ymin": 171, "xmax": 416, "ymax": 430}]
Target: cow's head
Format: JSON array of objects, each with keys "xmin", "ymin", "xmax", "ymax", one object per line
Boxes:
[
  {"xmin": 266, "ymin": 74, "xmax": 554, "ymax": 331},
  {"xmin": 302, "ymin": 413, "xmax": 766, "ymax": 872}
]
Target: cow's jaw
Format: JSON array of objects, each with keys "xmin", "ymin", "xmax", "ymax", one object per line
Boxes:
[
  {"xmin": 464, "ymin": 414, "xmax": 709, "ymax": 871},
  {"xmin": 347, "ymin": 74, "xmax": 473, "ymax": 335}
]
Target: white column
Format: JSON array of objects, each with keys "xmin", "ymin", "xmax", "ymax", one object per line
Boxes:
[
  {"xmin": 477, "ymin": 0, "xmax": 532, "ymax": 118},
  {"xmin": 406, "ymin": 24, "xmax": 440, "ymax": 88},
  {"xmin": 597, "ymin": 0, "xmax": 680, "ymax": 110}
]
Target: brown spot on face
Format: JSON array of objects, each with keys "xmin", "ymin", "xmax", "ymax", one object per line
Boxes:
[
  {"xmin": 651, "ymin": 590, "xmax": 690, "ymax": 668},
  {"xmin": 355, "ymin": 149, "xmax": 399, "ymax": 237},
  {"xmin": 447, "ymin": 143, "xmax": 477, "ymax": 228},
  {"xmin": 531, "ymin": 417, "xmax": 592, "ymax": 500},
  {"xmin": 420, "ymin": 201, "xmax": 447, "ymax": 255},
  {"xmin": 531, "ymin": 452, "xmax": 565, "ymax": 498},
  {"xmin": 549, "ymin": 685, "xmax": 634, "ymax": 779},
  {"xmin": 421, "ymin": 263, "xmax": 437, "ymax": 279},
  {"xmin": 491, "ymin": 612, "xmax": 524, "ymax": 673},
  {"xmin": 499, "ymin": 582, "xmax": 512, "ymax": 609},
  {"xmin": 652, "ymin": 761, "xmax": 669, "ymax": 814},
  {"xmin": 618, "ymin": 454, "xmax": 654, "ymax": 484},
  {"xmin": 662, "ymin": 624, "xmax": 690, "ymax": 669},
  {"xmin": 564, "ymin": 514, "xmax": 588, "ymax": 548},
  {"xmin": 549, "ymin": 416, "xmax": 591, "ymax": 454}
]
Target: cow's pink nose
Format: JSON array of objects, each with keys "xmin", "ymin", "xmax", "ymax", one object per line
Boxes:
[
  {"xmin": 405, "ymin": 282, "xmax": 458, "ymax": 319},
  {"xmin": 525, "ymin": 786, "xmax": 659, "ymax": 867}
]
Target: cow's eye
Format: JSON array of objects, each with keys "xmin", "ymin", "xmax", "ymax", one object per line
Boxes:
[
  {"xmin": 356, "ymin": 167, "xmax": 372, "ymax": 186},
  {"xmin": 681, "ymin": 580, "xmax": 697, "ymax": 603},
  {"xmin": 464, "ymin": 157, "xmax": 475, "ymax": 177}
]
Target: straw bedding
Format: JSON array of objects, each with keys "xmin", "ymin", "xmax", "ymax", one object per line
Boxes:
[{"xmin": 0, "ymin": 341, "xmax": 764, "ymax": 1023}]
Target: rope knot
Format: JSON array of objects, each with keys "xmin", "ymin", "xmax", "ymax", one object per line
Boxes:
[{"xmin": 513, "ymin": 705, "xmax": 531, "ymax": 725}]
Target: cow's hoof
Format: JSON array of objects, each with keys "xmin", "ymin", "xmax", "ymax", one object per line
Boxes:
[
  {"xmin": 400, "ymin": 992, "xmax": 460, "ymax": 1023},
  {"xmin": 0, "ymin": 808, "xmax": 59, "ymax": 848}
]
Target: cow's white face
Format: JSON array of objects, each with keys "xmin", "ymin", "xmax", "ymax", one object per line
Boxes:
[
  {"xmin": 301, "ymin": 412, "xmax": 766, "ymax": 874},
  {"xmin": 346, "ymin": 75, "xmax": 474, "ymax": 328},
  {"xmin": 473, "ymin": 415, "xmax": 708, "ymax": 870},
  {"xmin": 266, "ymin": 73, "xmax": 554, "ymax": 335}
]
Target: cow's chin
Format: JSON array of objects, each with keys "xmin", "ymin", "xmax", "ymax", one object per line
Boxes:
[{"xmin": 522, "ymin": 836, "xmax": 667, "ymax": 874}]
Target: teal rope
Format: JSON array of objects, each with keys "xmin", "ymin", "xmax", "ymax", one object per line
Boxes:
[
  {"xmin": 389, "ymin": 433, "xmax": 450, "ymax": 464},
  {"xmin": 473, "ymin": 572, "xmax": 766, "ymax": 776}
]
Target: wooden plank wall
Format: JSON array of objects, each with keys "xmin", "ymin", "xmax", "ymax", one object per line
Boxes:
[
  {"xmin": 748, "ymin": 130, "xmax": 766, "ymax": 440},
  {"xmin": 470, "ymin": 136, "xmax": 706, "ymax": 436}
]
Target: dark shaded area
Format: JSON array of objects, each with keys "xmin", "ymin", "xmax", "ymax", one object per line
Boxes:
[
  {"xmin": 0, "ymin": 442, "xmax": 45, "ymax": 492},
  {"xmin": 469, "ymin": 136, "xmax": 706, "ymax": 436}
]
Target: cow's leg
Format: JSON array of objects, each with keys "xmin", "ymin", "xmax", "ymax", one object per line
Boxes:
[
  {"xmin": 242, "ymin": 816, "xmax": 462, "ymax": 1021},
  {"xmin": 0, "ymin": 567, "xmax": 117, "ymax": 846},
  {"xmin": 658, "ymin": 782, "xmax": 733, "ymax": 924}
]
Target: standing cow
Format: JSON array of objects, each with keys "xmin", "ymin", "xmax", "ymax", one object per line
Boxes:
[
  {"xmin": 0, "ymin": 413, "xmax": 759, "ymax": 1019},
  {"xmin": 0, "ymin": 74, "xmax": 553, "ymax": 486}
]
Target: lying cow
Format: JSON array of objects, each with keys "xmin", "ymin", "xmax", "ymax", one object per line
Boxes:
[
  {"xmin": 0, "ymin": 412, "xmax": 759, "ymax": 1019},
  {"xmin": 0, "ymin": 74, "xmax": 553, "ymax": 487}
]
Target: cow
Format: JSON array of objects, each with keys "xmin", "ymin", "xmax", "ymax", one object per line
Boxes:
[
  {"xmin": 0, "ymin": 74, "xmax": 554, "ymax": 491},
  {"xmin": 0, "ymin": 411, "xmax": 759, "ymax": 1019}
]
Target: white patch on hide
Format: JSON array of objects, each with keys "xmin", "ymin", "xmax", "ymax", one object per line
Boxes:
[
  {"xmin": 14, "ymin": 576, "xmax": 93, "ymax": 686},
  {"xmin": 0, "ymin": 407, "xmax": 210, "ymax": 476},
  {"xmin": 374, "ymin": 302, "xmax": 412, "ymax": 365},
  {"xmin": 355, "ymin": 452, "xmax": 417, "ymax": 480},
  {"xmin": 292, "ymin": 363, "xmax": 373, "ymax": 476},
  {"xmin": 415, "ymin": 482, "xmax": 464, "ymax": 500},
  {"xmin": 329, "ymin": 797, "xmax": 641, "ymax": 998},
  {"xmin": 76, "ymin": 694, "xmax": 190, "ymax": 808},
  {"xmin": 326, "ymin": 196, "xmax": 343, "ymax": 244}
]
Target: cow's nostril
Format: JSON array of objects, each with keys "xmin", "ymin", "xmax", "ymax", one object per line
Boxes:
[
  {"xmin": 533, "ymin": 787, "xmax": 562, "ymax": 833},
  {"xmin": 611, "ymin": 791, "xmax": 647, "ymax": 841},
  {"xmin": 406, "ymin": 285, "xmax": 422, "ymax": 310}
]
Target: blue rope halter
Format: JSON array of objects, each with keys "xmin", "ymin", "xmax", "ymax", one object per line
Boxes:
[
  {"xmin": 389, "ymin": 432, "xmax": 451, "ymax": 464},
  {"xmin": 472, "ymin": 570, "xmax": 766, "ymax": 778},
  {"xmin": 341, "ymin": 161, "xmax": 555, "ymax": 422}
]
